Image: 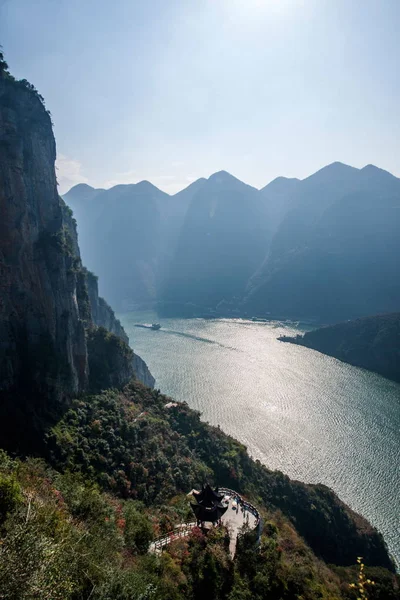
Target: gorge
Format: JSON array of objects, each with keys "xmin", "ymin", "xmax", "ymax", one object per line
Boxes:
[{"xmin": 0, "ymin": 52, "xmax": 399, "ymax": 599}]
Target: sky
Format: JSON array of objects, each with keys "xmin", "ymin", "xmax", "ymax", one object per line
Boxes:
[{"xmin": 1, "ymin": 0, "xmax": 399, "ymax": 194}]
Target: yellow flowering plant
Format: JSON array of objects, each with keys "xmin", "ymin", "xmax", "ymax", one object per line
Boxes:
[{"xmin": 349, "ymin": 557, "xmax": 375, "ymax": 599}]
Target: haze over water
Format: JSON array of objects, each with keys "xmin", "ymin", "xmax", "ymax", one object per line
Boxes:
[{"xmin": 121, "ymin": 312, "xmax": 400, "ymax": 564}]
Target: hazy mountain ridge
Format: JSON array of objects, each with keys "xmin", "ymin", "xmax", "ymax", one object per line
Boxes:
[
  {"xmin": 65, "ymin": 162, "xmax": 400, "ymax": 321},
  {"xmin": 64, "ymin": 179, "xmax": 194, "ymax": 310},
  {"xmin": 244, "ymin": 163, "xmax": 400, "ymax": 321},
  {"xmin": 159, "ymin": 171, "xmax": 271, "ymax": 314}
]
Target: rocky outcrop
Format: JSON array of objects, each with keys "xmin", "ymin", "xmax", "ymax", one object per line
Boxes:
[
  {"xmin": 85, "ymin": 268, "xmax": 155, "ymax": 387},
  {"xmin": 0, "ymin": 74, "xmax": 153, "ymax": 449},
  {"xmin": 132, "ymin": 353, "xmax": 155, "ymax": 388},
  {"xmin": 85, "ymin": 269, "xmax": 128, "ymax": 343},
  {"xmin": 0, "ymin": 77, "xmax": 92, "ymax": 449}
]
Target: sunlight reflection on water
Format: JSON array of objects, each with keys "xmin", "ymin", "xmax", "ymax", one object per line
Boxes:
[{"xmin": 121, "ymin": 311, "xmax": 400, "ymax": 564}]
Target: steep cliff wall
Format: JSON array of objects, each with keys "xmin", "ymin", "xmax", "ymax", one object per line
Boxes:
[
  {"xmin": 85, "ymin": 269, "xmax": 128, "ymax": 343},
  {"xmin": 0, "ymin": 77, "xmax": 92, "ymax": 448},
  {"xmin": 0, "ymin": 75, "xmax": 152, "ymax": 449},
  {"xmin": 132, "ymin": 352, "xmax": 155, "ymax": 388},
  {"xmin": 85, "ymin": 268, "xmax": 155, "ymax": 387}
]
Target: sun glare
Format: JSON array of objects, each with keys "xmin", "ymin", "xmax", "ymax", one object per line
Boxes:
[
  {"xmin": 228, "ymin": 0, "xmax": 302, "ymax": 15},
  {"xmin": 224, "ymin": 0, "xmax": 300, "ymax": 23}
]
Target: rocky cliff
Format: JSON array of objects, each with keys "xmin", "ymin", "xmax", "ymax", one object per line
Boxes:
[
  {"xmin": 85, "ymin": 268, "xmax": 155, "ymax": 388},
  {"xmin": 85, "ymin": 268, "xmax": 128, "ymax": 343},
  {"xmin": 0, "ymin": 73, "xmax": 152, "ymax": 450},
  {"xmin": 132, "ymin": 352, "xmax": 155, "ymax": 388},
  {"xmin": 0, "ymin": 77, "xmax": 91, "ymax": 447}
]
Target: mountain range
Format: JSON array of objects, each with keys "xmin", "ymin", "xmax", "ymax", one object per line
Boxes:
[
  {"xmin": 1, "ymin": 51, "xmax": 399, "ymax": 599},
  {"xmin": 64, "ymin": 162, "xmax": 400, "ymax": 322}
]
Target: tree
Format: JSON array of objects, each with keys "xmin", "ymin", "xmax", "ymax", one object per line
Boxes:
[{"xmin": 0, "ymin": 46, "xmax": 10, "ymax": 77}]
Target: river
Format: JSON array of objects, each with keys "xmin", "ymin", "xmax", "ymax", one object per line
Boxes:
[{"xmin": 120, "ymin": 311, "xmax": 400, "ymax": 564}]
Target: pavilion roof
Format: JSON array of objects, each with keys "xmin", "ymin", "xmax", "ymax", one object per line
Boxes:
[
  {"xmin": 192, "ymin": 483, "xmax": 224, "ymax": 507},
  {"xmin": 191, "ymin": 502, "xmax": 228, "ymax": 522}
]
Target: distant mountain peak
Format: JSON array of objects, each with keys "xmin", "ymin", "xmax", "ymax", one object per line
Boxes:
[
  {"xmin": 271, "ymin": 176, "xmax": 300, "ymax": 183},
  {"xmin": 207, "ymin": 170, "xmax": 256, "ymax": 191},
  {"xmin": 361, "ymin": 164, "xmax": 398, "ymax": 180},
  {"xmin": 63, "ymin": 182, "xmax": 104, "ymax": 202},
  {"xmin": 261, "ymin": 176, "xmax": 301, "ymax": 193},
  {"xmin": 69, "ymin": 183, "xmax": 95, "ymax": 192},
  {"xmin": 135, "ymin": 180, "xmax": 164, "ymax": 194},
  {"xmin": 318, "ymin": 161, "xmax": 357, "ymax": 173},
  {"xmin": 208, "ymin": 170, "xmax": 235, "ymax": 181},
  {"xmin": 304, "ymin": 161, "xmax": 359, "ymax": 184}
]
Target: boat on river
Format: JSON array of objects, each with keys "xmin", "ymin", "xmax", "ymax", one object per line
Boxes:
[{"xmin": 134, "ymin": 323, "xmax": 162, "ymax": 330}]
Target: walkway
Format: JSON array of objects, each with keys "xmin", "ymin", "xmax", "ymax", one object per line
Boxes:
[
  {"xmin": 219, "ymin": 490, "xmax": 258, "ymax": 556},
  {"xmin": 149, "ymin": 487, "xmax": 259, "ymax": 557},
  {"xmin": 149, "ymin": 522, "xmax": 197, "ymax": 554}
]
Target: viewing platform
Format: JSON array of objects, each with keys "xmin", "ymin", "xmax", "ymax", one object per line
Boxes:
[{"xmin": 149, "ymin": 486, "xmax": 260, "ymax": 557}]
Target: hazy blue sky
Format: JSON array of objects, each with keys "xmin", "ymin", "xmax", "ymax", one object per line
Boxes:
[{"xmin": 1, "ymin": 0, "xmax": 399, "ymax": 193}]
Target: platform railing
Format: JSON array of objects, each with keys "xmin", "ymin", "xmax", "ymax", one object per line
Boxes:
[
  {"xmin": 149, "ymin": 488, "xmax": 261, "ymax": 554},
  {"xmin": 149, "ymin": 522, "xmax": 197, "ymax": 552},
  {"xmin": 218, "ymin": 487, "xmax": 260, "ymax": 528}
]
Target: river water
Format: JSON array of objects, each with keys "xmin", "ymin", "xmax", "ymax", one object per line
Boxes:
[{"xmin": 120, "ymin": 311, "xmax": 400, "ymax": 564}]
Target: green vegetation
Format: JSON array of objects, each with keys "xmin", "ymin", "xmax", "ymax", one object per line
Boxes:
[
  {"xmin": 35, "ymin": 226, "xmax": 76, "ymax": 262},
  {"xmin": 1, "ymin": 381, "xmax": 398, "ymax": 599},
  {"xmin": 1, "ymin": 45, "xmax": 399, "ymax": 599},
  {"xmin": 280, "ymin": 313, "xmax": 400, "ymax": 382},
  {"xmin": 45, "ymin": 381, "xmax": 396, "ymax": 571},
  {"xmin": 0, "ymin": 47, "xmax": 49, "ymax": 111},
  {"xmin": 0, "ymin": 47, "xmax": 9, "ymax": 77},
  {"xmin": 83, "ymin": 267, "xmax": 99, "ymax": 283},
  {"xmin": 86, "ymin": 327, "xmax": 134, "ymax": 392}
]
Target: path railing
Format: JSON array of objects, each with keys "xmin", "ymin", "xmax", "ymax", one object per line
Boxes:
[
  {"xmin": 218, "ymin": 487, "xmax": 261, "ymax": 529},
  {"xmin": 149, "ymin": 488, "xmax": 261, "ymax": 554},
  {"xmin": 149, "ymin": 522, "xmax": 197, "ymax": 553}
]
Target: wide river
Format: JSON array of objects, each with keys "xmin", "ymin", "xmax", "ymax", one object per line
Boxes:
[{"xmin": 120, "ymin": 311, "xmax": 400, "ymax": 565}]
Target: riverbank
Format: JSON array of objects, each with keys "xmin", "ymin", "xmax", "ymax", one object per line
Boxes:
[
  {"xmin": 121, "ymin": 311, "xmax": 400, "ymax": 564},
  {"xmin": 278, "ymin": 313, "xmax": 400, "ymax": 383}
]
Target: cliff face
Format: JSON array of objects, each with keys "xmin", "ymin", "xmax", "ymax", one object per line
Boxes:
[
  {"xmin": 0, "ymin": 76, "xmax": 153, "ymax": 449},
  {"xmin": 85, "ymin": 269, "xmax": 128, "ymax": 343},
  {"xmin": 85, "ymin": 269, "xmax": 155, "ymax": 388},
  {"xmin": 0, "ymin": 78, "xmax": 91, "ymax": 446},
  {"xmin": 132, "ymin": 353, "xmax": 155, "ymax": 388}
]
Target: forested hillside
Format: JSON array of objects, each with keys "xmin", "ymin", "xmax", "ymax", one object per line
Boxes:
[
  {"xmin": 279, "ymin": 313, "xmax": 400, "ymax": 382},
  {"xmin": 1, "ymin": 50, "xmax": 399, "ymax": 600},
  {"xmin": 1, "ymin": 380, "xmax": 399, "ymax": 599}
]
